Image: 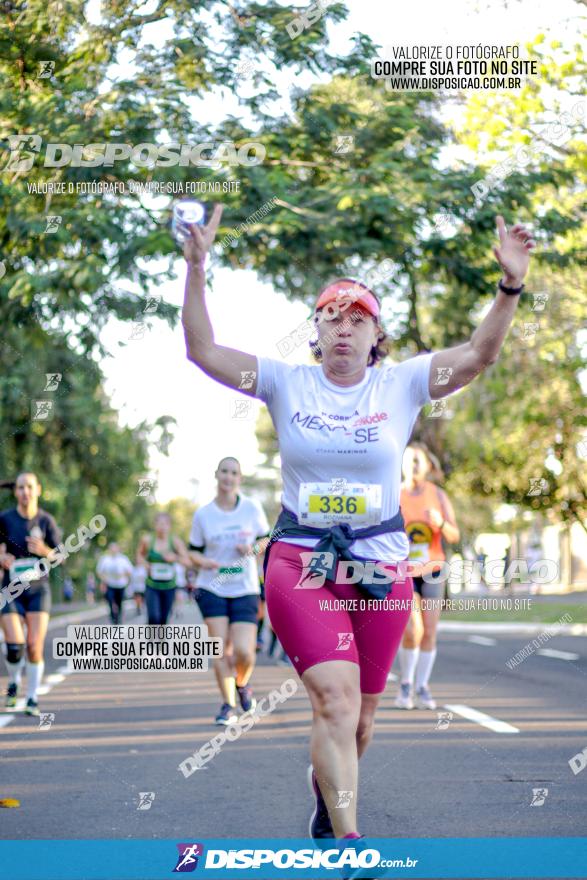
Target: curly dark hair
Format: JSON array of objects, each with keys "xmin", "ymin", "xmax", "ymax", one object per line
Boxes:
[{"xmin": 309, "ymin": 284, "xmax": 391, "ymax": 366}]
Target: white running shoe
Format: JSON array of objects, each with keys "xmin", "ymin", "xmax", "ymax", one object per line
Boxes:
[
  {"xmin": 394, "ymin": 682, "xmax": 414, "ymax": 709},
  {"xmin": 415, "ymin": 685, "xmax": 436, "ymax": 710}
]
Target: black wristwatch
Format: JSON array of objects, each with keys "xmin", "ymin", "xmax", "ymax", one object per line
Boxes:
[{"xmin": 498, "ymin": 279, "xmax": 525, "ymax": 296}]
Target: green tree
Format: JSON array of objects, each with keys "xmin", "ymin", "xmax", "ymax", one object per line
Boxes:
[
  {"xmin": 0, "ymin": 323, "xmax": 153, "ymax": 590},
  {"xmin": 1, "ymin": 0, "xmax": 358, "ymax": 345},
  {"xmin": 0, "ymin": 0, "xmax": 363, "ymax": 572},
  {"xmin": 442, "ymin": 35, "xmax": 587, "ymax": 535},
  {"xmin": 159, "ymin": 496, "xmax": 197, "ymax": 542},
  {"xmin": 213, "ymin": 42, "xmax": 585, "ymax": 538},
  {"xmin": 242, "ymin": 407, "xmax": 281, "ymax": 524}
]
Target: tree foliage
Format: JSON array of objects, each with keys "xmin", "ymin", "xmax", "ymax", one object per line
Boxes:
[
  {"xmin": 1, "ymin": 1, "xmax": 584, "ymax": 554},
  {"xmin": 0, "ymin": 323, "xmax": 152, "ymax": 572}
]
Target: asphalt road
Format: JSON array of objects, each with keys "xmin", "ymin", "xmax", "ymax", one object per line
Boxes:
[{"xmin": 1, "ymin": 599, "xmax": 586, "ymax": 878}]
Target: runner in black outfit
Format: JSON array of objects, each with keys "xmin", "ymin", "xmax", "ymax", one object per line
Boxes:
[{"xmin": 0, "ymin": 473, "xmax": 61, "ymax": 716}]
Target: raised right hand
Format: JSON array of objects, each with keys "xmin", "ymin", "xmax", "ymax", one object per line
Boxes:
[{"xmin": 183, "ymin": 204, "xmax": 223, "ymax": 267}]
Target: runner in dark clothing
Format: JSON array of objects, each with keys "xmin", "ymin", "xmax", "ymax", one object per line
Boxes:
[{"xmin": 0, "ymin": 473, "xmax": 61, "ymax": 716}]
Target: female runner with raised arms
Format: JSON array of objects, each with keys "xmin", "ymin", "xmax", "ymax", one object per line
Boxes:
[{"xmin": 180, "ymin": 204, "xmax": 534, "ymax": 863}]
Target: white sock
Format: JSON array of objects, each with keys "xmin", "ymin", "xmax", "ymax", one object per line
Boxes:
[
  {"xmin": 5, "ymin": 657, "xmax": 24, "ymax": 686},
  {"xmin": 415, "ymin": 649, "xmax": 437, "ymax": 690},
  {"xmin": 26, "ymin": 660, "xmax": 44, "ymax": 701},
  {"xmin": 4, "ymin": 645, "xmax": 24, "ymax": 685},
  {"xmin": 399, "ymin": 647, "xmax": 420, "ymax": 686}
]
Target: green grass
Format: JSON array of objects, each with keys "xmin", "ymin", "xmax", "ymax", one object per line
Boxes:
[
  {"xmin": 48, "ymin": 600, "xmax": 587, "ymax": 625},
  {"xmin": 442, "ymin": 600, "xmax": 587, "ymax": 624},
  {"xmin": 50, "ymin": 602, "xmax": 99, "ymax": 618}
]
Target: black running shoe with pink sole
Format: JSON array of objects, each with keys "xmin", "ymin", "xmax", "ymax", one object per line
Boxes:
[
  {"xmin": 339, "ymin": 836, "xmax": 388, "ymax": 880},
  {"xmin": 307, "ymin": 765, "xmax": 334, "ymax": 844}
]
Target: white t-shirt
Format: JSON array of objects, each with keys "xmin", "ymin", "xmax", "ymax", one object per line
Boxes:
[
  {"xmin": 255, "ymin": 353, "xmax": 434, "ymax": 562},
  {"xmin": 175, "ymin": 563, "xmax": 187, "ymax": 589},
  {"xmin": 189, "ymin": 496, "xmax": 270, "ymax": 597},
  {"xmin": 97, "ymin": 553, "xmax": 134, "ymax": 588},
  {"xmin": 130, "ymin": 565, "xmax": 147, "ymax": 594}
]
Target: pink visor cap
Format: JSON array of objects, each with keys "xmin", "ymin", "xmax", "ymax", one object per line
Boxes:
[{"xmin": 315, "ymin": 279, "xmax": 380, "ymax": 318}]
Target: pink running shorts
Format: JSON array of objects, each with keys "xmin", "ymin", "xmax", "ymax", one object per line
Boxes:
[{"xmin": 265, "ymin": 541, "xmax": 414, "ymax": 694}]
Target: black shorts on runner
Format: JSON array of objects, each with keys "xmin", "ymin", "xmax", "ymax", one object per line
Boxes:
[
  {"xmin": 412, "ymin": 569, "xmax": 445, "ymax": 600},
  {"xmin": 195, "ymin": 589, "xmax": 259, "ymax": 624},
  {"xmin": 259, "ymin": 578, "xmax": 265, "ymax": 602},
  {"xmin": 1, "ymin": 584, "xmax": 51, "ymax": 616}
]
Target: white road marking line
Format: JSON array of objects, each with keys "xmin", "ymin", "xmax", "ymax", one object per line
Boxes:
[
  {"xmin": 1, "ymin": 618, "xmax": 94, "ymax": 729},
  {"xmin": 444, "ymin": 703, "xmax": 520, "ymax": 734},
  {"xmin": 1, "ymin": 665, "xmax": 73, "ymax": 729},
  {"xmin": 467, "ymin": 635, "xmax": 497, "ymax": 646},
  {"xmin": 36, "ymin": 666, "xmax": 72, "ymax": 695},
  {"xmin": 7, "ymin": 698, "xmax": 26, "ymax": 713},
  {"xmin": 537, "ymin": 648, "xmax": 580, "ymax": 661}
]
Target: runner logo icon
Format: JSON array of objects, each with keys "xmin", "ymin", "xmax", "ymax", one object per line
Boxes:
[
  {"xmin": 295, "ymin": 552, "xmax": 334, "ymax": 589},
  {"xmin": 4, "ymin": 134, "xmax": 42, "ymax": 173},
  {"xmin": 335, "ymin": 790, "xmax": 354, "ymax": 808},
  {"xmin": 435, "ymin": 711, "xmax": 453, "ymax": 730},
  {"xmin": 173, "ymin": 843, "xmax": 204, "ymax": 872},
  {"xmin": 329, "ymin": 477, "xmax": 348, "ymax": 495},
  {"xmin": 336, "ymin": 632, "xmax": 354, "ymax": 651},
  {"xmin": 137, "ymin": 792, "xmax": 155, "ymax": 811},
  {"xmin": 44, "ymin": 373, "xmax": 62, "ymax": 391},
  {"xmin": 530, "ymin": 788, "xmax": 548, "ymax": 806}
]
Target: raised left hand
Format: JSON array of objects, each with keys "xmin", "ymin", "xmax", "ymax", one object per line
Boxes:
[{"xmin": 493, "ymin": 215, "xmax": 536, "ymax": 286}]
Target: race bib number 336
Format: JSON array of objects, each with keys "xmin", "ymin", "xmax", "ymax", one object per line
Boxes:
[
  {"xmin": 299, "ymin": 483, "xmax": 382, "ymax": 527},
  {"xmin": 309, "ymin": 495, "xmax": 365, "ymax": 515}
]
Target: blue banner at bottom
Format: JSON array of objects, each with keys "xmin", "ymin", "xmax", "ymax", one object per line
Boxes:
[{"xmin": 1, "ymin": 838, "xmax": 586, "ymax": 880}]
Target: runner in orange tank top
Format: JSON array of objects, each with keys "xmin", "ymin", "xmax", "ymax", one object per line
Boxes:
[{"xmin": 395, "ymin": 443, "xmax": 460, "ymax": 710}]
